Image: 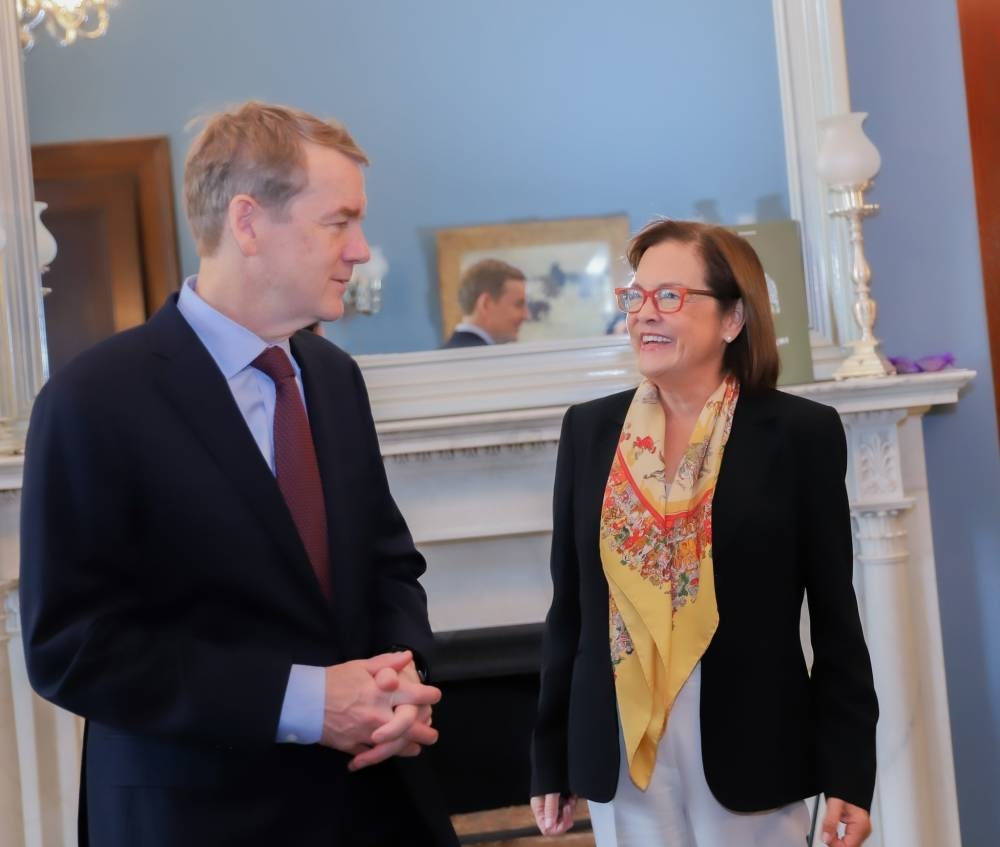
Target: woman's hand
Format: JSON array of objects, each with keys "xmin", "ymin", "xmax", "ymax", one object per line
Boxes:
[
  {"xmin": 530, "ymin": 792, "xmax": 578, "ymax": 836},
  {"xmin": 821, "ymin": 797, "xmax": 872, "ymax": 846}
]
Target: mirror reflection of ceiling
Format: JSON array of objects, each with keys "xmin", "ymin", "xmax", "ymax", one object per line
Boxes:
[{"xmin": 24, "ymin": 0, "xmax": 787, "ymax": 355}]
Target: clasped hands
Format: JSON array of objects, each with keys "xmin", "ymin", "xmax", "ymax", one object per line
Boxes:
[{"xmin": 321, "ymin": 650, "xmax": 441, "ymax": 771}]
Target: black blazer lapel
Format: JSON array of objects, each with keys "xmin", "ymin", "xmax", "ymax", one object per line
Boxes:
[
  {"xmin": 575, "ymin": 390, "xmax": 632, "ymax": 550},
  {"xmin": 712, "ymin": 390, "xmax": 782, "ymax": 564},
  {"xmin": 144, "ymin": 299, "xmax": 331, "ymax": 614}
]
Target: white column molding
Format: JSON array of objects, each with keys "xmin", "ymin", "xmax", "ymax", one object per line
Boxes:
[
  {"xmin": 3, "ymin": 579, "xmax": 42, "ymax": 847},
  {"xmin": 52, "ymin": 707, "xmax": 81, "ymax": 846},
  {"xmin": 0, "ymin": 446, "xmax": 21, "ymax": 843},
  {"xmin": 840, "ymin": 408, "xmax": 962, "ymax": 847},
  {"xmin": 0, "ymin": 0, "xmax": 47, "ymax": 456},
  {"xmin": 773, "ymin": 0, "xmax": 855, "ymax": 369},
  {"xmin": 0, "ymin": 578, "xmax": 24, "ymax": 847}
]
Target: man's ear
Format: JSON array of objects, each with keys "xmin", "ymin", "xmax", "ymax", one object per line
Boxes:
[
  {"xmin": 227, "ymin": 194, "xmax": 262, "ymax": 257},
  {"xmin": 473, "ymin": 290, "xmax": 493, "ymax": 316}
]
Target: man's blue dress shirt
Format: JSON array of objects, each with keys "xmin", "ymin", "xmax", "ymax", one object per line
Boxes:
[{"xmin": 177, "ymin": 277, "xmax": 324, "ymax": 745}]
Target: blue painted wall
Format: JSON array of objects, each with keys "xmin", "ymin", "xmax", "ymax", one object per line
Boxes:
[
  {"xmin": 23, "ymin": 0, "xmax": 787, "ymax": 353},
  {"xmin": 842, "ymin": 1, "xmax": 1000, "ymax": 843}
]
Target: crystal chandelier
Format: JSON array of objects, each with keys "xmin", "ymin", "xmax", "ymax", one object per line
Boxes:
[{"xmin": 16, "ymin": 0, "xmax": 115, "ymax": 51}]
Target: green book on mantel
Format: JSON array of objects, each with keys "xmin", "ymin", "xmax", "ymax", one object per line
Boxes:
[{"xmin": 726, "ymin": 219, "xmax": 815, "ymax": 387}]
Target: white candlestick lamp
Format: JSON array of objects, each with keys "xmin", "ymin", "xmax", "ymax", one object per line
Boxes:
[{"xmin": 817, "ymin": 112, "xmax": 895, "ymax": 379}]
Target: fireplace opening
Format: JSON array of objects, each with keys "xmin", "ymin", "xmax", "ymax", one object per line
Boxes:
[{"xmin": 425, "ymin": 623, "xmax": 543, "ymax": 813}]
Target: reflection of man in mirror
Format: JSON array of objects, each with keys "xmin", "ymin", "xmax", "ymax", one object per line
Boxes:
[
  {"xmin": 19, "ymin": 101, "xmax": 456, "ymax": 847},
  {"xmin": 441, "ymin": 258, "xmax": 530, "ymax": 348}
]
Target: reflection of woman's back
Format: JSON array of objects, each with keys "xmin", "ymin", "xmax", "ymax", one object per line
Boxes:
[{"xmin": 530, "ymin": 219, "xmax": 878, "ymax": 847}]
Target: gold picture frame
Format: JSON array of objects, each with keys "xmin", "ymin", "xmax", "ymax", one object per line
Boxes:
[{"xmin": 436, "ymin": 214, "xmax": 631, "ymax": 343}]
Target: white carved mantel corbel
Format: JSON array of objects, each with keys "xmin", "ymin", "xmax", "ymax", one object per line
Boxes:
[{"xmin": 842, "ymin": 408, "xmax": 922, "ymax": 847}]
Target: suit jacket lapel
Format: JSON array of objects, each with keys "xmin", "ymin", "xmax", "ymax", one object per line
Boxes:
[
  {"xmin": 579, "ymin": 392, "xmax": 632, "ymax": 536},
  {"xmin": 291, "ymin": 335, "xmax": 359, "ymax": 627},
  {"xmin": 144, "ymin": 299, "xmax": 331, "ymax": 614},
  {"xmin": 712, "ymin": 389, "xmax": 780, "ymax": 564},
  {"xmin": 595, "ymin": 395, "xmax": 630, "ymax": 482}
]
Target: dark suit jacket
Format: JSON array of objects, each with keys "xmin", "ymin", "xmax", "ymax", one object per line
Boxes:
[
  {"xmin": 440, "ymin": 329, "xmax": 489, "ymax": 349},
  {"xmin": 531, "ymin": 387, "xmax": 878, "ymax": 812},
  {"xmin": 20, "ymin": 296, "xmax": 457, "ymax": 846}
]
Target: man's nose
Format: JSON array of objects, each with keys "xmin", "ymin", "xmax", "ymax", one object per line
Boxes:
[{"xmin": 346, "ymin": 227, "xmax": 371, "ymax": 265}]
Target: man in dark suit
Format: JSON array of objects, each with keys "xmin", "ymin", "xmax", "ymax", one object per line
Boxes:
[
  {"xmin": 19, "ymin": 102, "xmax": 457, "ymax": 846},
  {"xmin": 440, "ymin": 258, "xmax": 530, "ymax": 348}
]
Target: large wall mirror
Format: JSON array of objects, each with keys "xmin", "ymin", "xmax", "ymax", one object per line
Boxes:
[{"xmin": 22, "ymin": 0, "xmax": 854, "ymax": 373}]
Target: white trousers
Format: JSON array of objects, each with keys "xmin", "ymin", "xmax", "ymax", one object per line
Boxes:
[{"xmin": 588, "ymin": 663, "xmax": 811, "ymax": 847}]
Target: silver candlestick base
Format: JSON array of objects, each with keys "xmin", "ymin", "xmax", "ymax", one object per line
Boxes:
[{"xmin": 831, "ymin": 185, "xmax": 895, "ymax": 380}]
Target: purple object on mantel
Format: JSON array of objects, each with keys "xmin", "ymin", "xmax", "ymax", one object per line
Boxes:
[{"xmin": 888, "ymin": 353, "xmax": 955, "ymax": 374}]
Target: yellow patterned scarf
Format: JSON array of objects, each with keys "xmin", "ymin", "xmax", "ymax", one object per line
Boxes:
[{"xmin": 600, "ymin": 374, "xmax": 739, "ymax": 789}]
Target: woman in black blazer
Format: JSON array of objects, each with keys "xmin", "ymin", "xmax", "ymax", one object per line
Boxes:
[{"xmin": 530, "ymin": 220, "xmax": 878, "ymax": 847}]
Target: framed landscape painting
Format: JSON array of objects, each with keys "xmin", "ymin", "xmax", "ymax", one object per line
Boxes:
[{"xmin": 436, "ymin": 215, "xmax": 631, "ymax": 342}]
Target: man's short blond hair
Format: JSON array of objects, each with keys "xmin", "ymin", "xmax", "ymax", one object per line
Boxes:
[{"xmin": 184, "ymin": 101, "xmax": 369, "ymax": 256}]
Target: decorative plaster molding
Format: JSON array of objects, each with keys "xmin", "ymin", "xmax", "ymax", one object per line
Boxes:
[
  {"xmin": 856, "ymin": 432, "xmax": 903, "ymax": 500},
  {"xmin": 411, "ymin": 517, "xmax": 552, "ymax": 547},
  {"xmin": 359, "ymin": 336, "xmax": 635, "ymax": 425},
  {"xmin": 851, "ymin": 506, "xmax": 914, "ymax": 566},
  {"xmin": 385, "ymin": 439, "xmax": 556, "ymax": 464},
  {"xmin": 360, "ymin": 342, "xmax": 974, "ymax": 459},
  {"xmin": 791, "ymin": 370, "xmax": 974, "ymax": 414},
  {"xmin": 841, "ymin": 408, "xmax": 911, "ymax": 517}
]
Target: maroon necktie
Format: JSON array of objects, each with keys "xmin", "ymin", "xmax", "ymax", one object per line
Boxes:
[{"xmin": 252, "ymin": 347, "xmax": 332, "ymax": 600}]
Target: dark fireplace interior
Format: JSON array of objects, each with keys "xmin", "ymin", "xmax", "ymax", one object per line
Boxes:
[{"xmin": 425, "ymin": 623, "xmax": 544, "ymax": 814}]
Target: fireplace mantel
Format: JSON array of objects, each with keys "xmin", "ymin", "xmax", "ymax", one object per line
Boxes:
[
  {"xmin": 0, "ymin": 351, "xmax": 972, "ymax": 846},
  {"xmin": 359, "ymin": 347, "xmax": 971, "ymax": 847},
  {"xmin": 360, "ymin": 337, "xmax": 973, "ymax": 456}
]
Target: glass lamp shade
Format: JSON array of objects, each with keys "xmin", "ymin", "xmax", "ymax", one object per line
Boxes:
[
  {"xmin": 346, "ymin": 246, "xmax": 388, "ymax": 314},
  {"xmin": 34, "ymin": 202, "xmax": 58, "ymax": 269},
  {"xmin": 359, "ymin": 246, "xmax": 389, "ymax": 281},
  {"xmin": 817, "ymin": 112, "xmax": 882, "ymax": 187}
]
